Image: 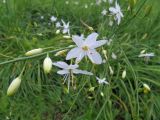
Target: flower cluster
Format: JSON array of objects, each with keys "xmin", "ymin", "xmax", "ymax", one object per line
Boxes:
[{"xmin": 6, "ymin": 0, "xmax": 124, "ymax": 95}]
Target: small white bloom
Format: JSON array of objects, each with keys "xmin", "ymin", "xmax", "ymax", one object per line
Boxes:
[
  {"xmin": 109, "ymin": 1, "xmax": 124, "ymax": 25},
  {"xmin": 56, "ymin": 22, "xmax": 61, "ymax": 28},
  {"xmin": 101, "ymin": 9, "xmax": 107, "ymax": 16},
  {"xmin": 96, "ymin": 77, "xmax": 109, "ymax": 85},
  {"xmin": 61, "ymin": 20, "xmax": 70, "ymax": 35},
  {"xmin": 43, "ymin": 55, "xmax": 52, "ymax": 74},
  {"xmin": 50, "ymin": 16, "xmax": 57, "ymax": 22},
  {"xmin": 25, "ymin": 48, "xmax": 43, "ymax": 56},
  {"xmin": 7, "ymin": 77, "xmax": 21, "ymax": 96},
  {"xmin": 138, "ymin": 53, "xmax": 155, "ymax": 58},
  {"xmin": 53, "ymin": 61, "xmax": 93, "ymax": 90},
  {"xmin": 66, "ymin": 33, "xmax": 107, "ymax": 64}
]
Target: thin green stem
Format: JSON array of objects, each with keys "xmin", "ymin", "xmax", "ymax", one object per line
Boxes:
[{"xmin": 0, "ymin": 46, "xmax": 74, "ymax": 66}]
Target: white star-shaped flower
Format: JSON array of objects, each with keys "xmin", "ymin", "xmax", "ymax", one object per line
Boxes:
[
  {"xmin": 61, "ymin": 20, "xmax": 70, "ymax": 35},
  {"xmin": 50, "ymin": 16, "xmax": 57, "ymax": 22},
  {"xmin": 66, "ymin": 33, "xmax": 107, "ymax": 64},
  {"xmin": 55, "ymin": 22, "xmax": 61, "ymax": 28},
  {"xmin": 96, "ymin": 77, "xmax": 109, "ymax": 85},
  {"xmin": 53, "ymin": 61, "xmax": 93, "ymax": 90},
  {"xmin": 138, "ymin": 53, "xmax": 155, "ymax": 58},
  {"xmin": 109, "ymin": 1, "xmax": 123, "ymax": 25}
]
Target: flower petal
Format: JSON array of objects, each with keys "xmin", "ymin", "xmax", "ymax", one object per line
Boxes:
[
  {"xmin": 66, "ymin": 47, "xmax": 81, "ymax": 60},
  {"xmin": 57, "ymin": 70, "xmax": 69, "ymax": 75},
  {"xmin": 75, "ymin": 51, "xmax": 85, "ymax": 63},
  {"xmin": 72, "ymin": 35, "xmax": 84, "ymax": 47},
  {"xmin": 109, "ymin": 7, "xmax": 117, "ymax": 14},
  {"xmin": 90, "ymin": 40, "xmax": 107, "ymax": 48},
  {"xmin": 73, "ymin": 69, "xmax": 93, "ymax": 75},
  {"xmin": 87, "ymin": 49, "xmax": 102, "ymax": 64},
  {"xmin": 84, "ymin": 32, "xmax": 98, "ymax": 45},
  {"xmin": 68, "ymin": 64, "xmax": 79, "ymax": 69},
  {"xmin": 53, "ymin": 61, "xmax": 69, "ymax": 69}
]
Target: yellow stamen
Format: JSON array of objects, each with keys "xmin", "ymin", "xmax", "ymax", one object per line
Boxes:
[{"xmin": 82, "ymin": 46, "xmax": 89, "ymax": 51}]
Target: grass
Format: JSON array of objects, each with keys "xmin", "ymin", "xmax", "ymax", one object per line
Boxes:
[{"xmin": 0, "ymin": 0, "xmax": 160, "ymax": 119}]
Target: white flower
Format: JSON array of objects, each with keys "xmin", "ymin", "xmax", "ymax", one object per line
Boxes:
[
  {"xmin": 53, "ymin": 61, "xmax": 93, "ymax": 90},
  {"xmin": 101, "ymin": 9, "xmax": 107, "ymax": 16},
  {"xmin": 66, "ymin": 33, "xmax": 107, "ymax": 64},
  {"xmin": 138, "ymin": 53, "xmax": 155, "ymax": 58},
  {"xmin": 43, "ymin": 55, "xmax": 52, "ymax": 74},
  {"xmin": 50, "ymin": 16, "xmax": 57, "ymax": 22},
  {"xmin": 7, "ymin": 77, "xmax": 21, "ymax": 96},
  {"xmin": 96, "ymin": 77, "xmax": 109, "ymax": 85},
  {"xmin": 109, "ymin": 1, "xmax": 123, "ymax": 25},
  {"xmin": 56, "ymin": 22, "xmax": 61, "ymax": 28},
  {"xmin": 61, "ymin": 20, "xmax": 70, "ymax": 35}
]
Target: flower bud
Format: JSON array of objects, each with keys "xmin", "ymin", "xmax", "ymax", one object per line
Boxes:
[
  {"xmin": 56, "ymin": 29, "xmax": 60, "ymax": 34},
  {"xmin": 143, "ymin": 83, "xmax": 151, "ymax": 94},
  {"xmin": 89, "ymin": 87, "xmax": 95, "ymax": 92},
  {"xmin": 63, "ymin": 35, "xmax": 71, "ymax": 39},
  {"xmin": 43, "ymin": 55, "xmax": 52, "ymax": 74},
  {"xmin": 100, "ymin": 92, "xmax": 104, "ymax": 97},
  {"xmin": 25, "ymin": 48, "xmax": 43, "ymax": 56},
  {"xmin": 7, "ymin": 77, "xmax": 21, "ymax": 96},
  {"xmin": 122, "ymin": 70, "xmax": 126, "ymax": 79},
  {"xmin": 109, "ymin": 66, "xmax": 114, "ymax": 75},
  {"xmin": 55, "ymin": 49, "xmax": 67, "ymax": 56}
]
